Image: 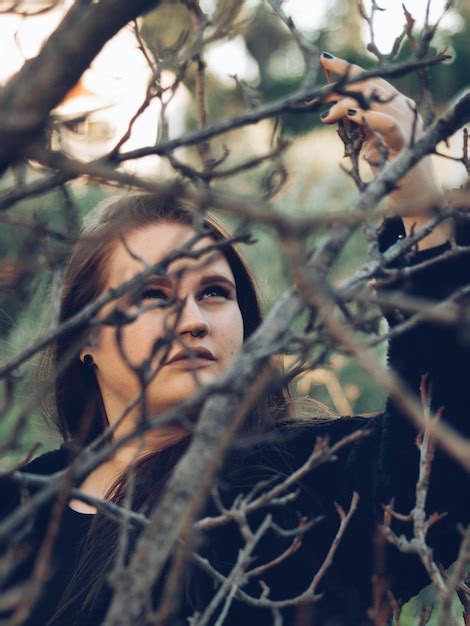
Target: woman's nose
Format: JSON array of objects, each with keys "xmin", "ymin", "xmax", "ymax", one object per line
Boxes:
[{"xmin": 176, "ymin": 296, "xmax": 210, "ymax": 339}]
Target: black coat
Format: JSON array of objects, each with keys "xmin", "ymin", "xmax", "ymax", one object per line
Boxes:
[{"xmin": 1, "ymin": 218, "xmax": 469, "ymax": 626}]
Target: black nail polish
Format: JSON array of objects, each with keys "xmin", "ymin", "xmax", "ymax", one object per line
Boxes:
[
  {"xmin": 322, "ymin": 52, "xmax": 334, "ymax": 59},
  {"xmin": 348, "ymin": 108, "xmax": 357, "ymax": 116},
  {"xmin": 320, "ymin": 109, "xmax": 330, "ymax": 119}
]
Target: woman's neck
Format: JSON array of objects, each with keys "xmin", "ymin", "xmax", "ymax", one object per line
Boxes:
[
  {"xmin": 110, "ymin": 424, "xmax": 189, "ymax": 466},
  {"xmin": 68, "ymin": 425, "xmax": 189, "ymax": 515}
]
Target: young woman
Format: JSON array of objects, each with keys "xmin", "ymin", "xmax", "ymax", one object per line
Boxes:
[{"xmin": 1, "ymin": 53, "xmax": 469, "ymax": 626}]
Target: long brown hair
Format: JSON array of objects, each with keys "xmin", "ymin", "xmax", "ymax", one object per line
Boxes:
[{"xmin": 47, "ymin": 191, "xmax": 290, "ymax": 624}]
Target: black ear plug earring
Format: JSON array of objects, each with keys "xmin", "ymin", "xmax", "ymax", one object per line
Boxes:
[{"xmin": 82, "ymin": 354, "xmax": 94, "ymax": 366}]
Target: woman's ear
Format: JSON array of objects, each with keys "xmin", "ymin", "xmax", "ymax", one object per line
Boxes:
[
  {"xmin": 80, "ymin": 353, "xmax": 95, "ymax": 366},
  {"xmin": 79, "ymin": 328, "xmax": 100, "ymax": 364}
]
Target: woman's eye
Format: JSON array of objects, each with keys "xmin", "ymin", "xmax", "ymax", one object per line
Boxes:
[
  {"xmin": 141, "ymin": 288, "xmax": 168, "ymax": 302},
  {"xmin": 199, "ymin": 285, "xmax": 231, "ymax": 300}
]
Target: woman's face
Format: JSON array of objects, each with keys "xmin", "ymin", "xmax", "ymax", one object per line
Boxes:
[{"xmin": 86, "ymin": 222, "xmax": 245, "ymax": 427}]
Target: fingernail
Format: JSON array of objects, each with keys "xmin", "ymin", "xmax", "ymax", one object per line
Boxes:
[
  {"xmin": 348, "ymin": 108, "xmax": 357, "ymax": 116},
  {"xmin": 322, "ymin": 52, "xmax": 334, "ymax": 59},
  {"xmin": 320, "ymin": 108, "xmax": 331, "ymax": 119}
]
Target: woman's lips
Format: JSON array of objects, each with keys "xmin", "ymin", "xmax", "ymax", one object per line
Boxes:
[
  {"xmin": 166, "ymin": 357, "xmax": 216, "ymax": 370},
  {"xmin": 166, "ymin": 347, "xmax": 216, "ymax": 367}
]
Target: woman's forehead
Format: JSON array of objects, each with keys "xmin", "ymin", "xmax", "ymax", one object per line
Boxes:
[{"xmin": 106, "ymin": 222, "xmax": 233, "ymax": 287}]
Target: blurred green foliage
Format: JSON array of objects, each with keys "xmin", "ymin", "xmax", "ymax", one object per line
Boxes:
[{"xmin": 0, "ymin": 180, "xmax": 104, "ymax": 459}]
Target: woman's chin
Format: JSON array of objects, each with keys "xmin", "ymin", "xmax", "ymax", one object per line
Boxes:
[{"xmin": 148, "ymin": 368, "xmax": 221, "ymax": 412}]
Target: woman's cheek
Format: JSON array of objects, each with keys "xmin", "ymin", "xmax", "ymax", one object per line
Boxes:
[
  {"xmin": 221, "ymin": 307, "xmax": 244, "ymax": 364},
  {"xmin": 122, "ymin": 313, "xmax": 165, "ymax": 366}
]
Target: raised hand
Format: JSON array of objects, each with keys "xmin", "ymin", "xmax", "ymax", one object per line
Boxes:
[{"xmin": 319, "ymin": 52, "xmax": 451, "ymax": 249}]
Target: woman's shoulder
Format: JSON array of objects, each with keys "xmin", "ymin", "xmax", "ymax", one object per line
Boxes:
[
  {"xmin": 221, "ymin": 415, "xmax": 384, "ymax": 505},
  {"xmin": 0, "ymin": 447, "xmax": 69, "ymax": 520},
  {"xmin": 275, "ymin": 414, "xmax": 382, "ymax": 461},
  {"xmin": 21, "ymin": 446, "xmax": 70, "ymax": 475}
]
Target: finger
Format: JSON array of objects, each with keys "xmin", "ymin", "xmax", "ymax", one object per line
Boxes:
[
  {"xmin": 322, "ymin": 85, "xmax": 399, "ymax": 107},
  {"xmin": 346, "ymin": 108, "xmax": 406, "ymax": 152},
  {"xmin": 322, "ymin": 91, "xmax": 357, "ymax": 105},
  {"xmin": 320, "ymin": 91, "xmax": 395, "ymax": 114},
  {"xmin": 320, "ymin": 97, "xmax": 363, "ymax": 122},
  {"xmin": 320, "ymin": 52, "xmax": 364, "ymax": 78},
  {"xmin": 320, "ymin": 52, "xmax": 399, "ymax": 96}
]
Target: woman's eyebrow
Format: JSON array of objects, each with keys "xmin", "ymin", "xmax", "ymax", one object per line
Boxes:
[
  {"xmin": 199, "ymin": 274, "xmax": 235, "ymax": 288},
  {"xmin": 141, "ymin": 274, "xmax": 235, "ymax": 288},
  {"xmin": 143, "ymin": 275, "xmax": 172, "ymax": 287}
]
